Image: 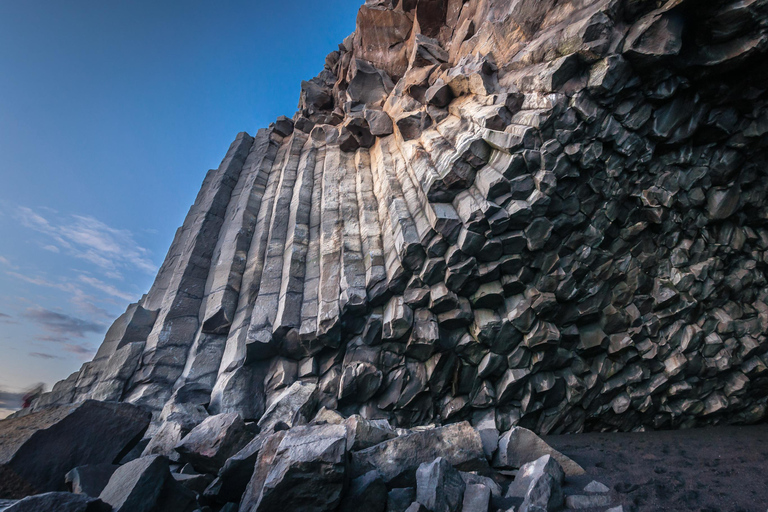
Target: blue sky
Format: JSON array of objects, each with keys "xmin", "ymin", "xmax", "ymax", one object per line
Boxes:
[{"xmin": 0, "ymin": 0, "xmax": 361, "ymax": 413}]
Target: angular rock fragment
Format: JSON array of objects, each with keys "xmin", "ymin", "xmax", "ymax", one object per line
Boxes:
[
  {"xmin": 515, "ymin": 455, "xmax": 564, "ymax": 512},
  {"xmin": 493, "ymin": 427, "xmax": 584, "ymax": 476},
  {"xmin": 99, "ymin": 455, "xmax": 195, "ymax": 512},
  {"xmin": 338, "ymin": 470, "xmax": 387, "ymax": 512},
  {"xmin": 461, "ymin": 483, "xmax": 491, "ymax": 512},
  {"xmin": 175, "ymin": 413, "xmax": 254, "ymax": 474},
  {"xmin": 3, "ymin": 492, "xmax": 111, "ymax": 512},
  {"xmin": 241, "ymin": 424, "xmax": 347, "ymax": 512},
  {"xmin": 257, "ymin": 381, "xmax": 317, "ymax": 433},
  {"xmin": 350, "ymin": 422, "xmax": 486, "ymax": 484},
  {"xmin": 0, "ymin": 401, "xmax": 150, "ymax": 498},
  {"xmin": 415, "ymin": 458, "xmax": 465, "ymax": 512}
]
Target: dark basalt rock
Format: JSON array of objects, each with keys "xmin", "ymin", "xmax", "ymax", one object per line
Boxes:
[
  {"xmin": 174, "ymin": 413, "xmax": 255, "ymax": 474},
  {"xmin": 240, "ymin": 424, "xmax": 347, "ymax": 512},
  {"xmin": 2, "ymin": 493, "xmax": 110, "ymax": 512},
  {"xmin": 98, "ymin": 455, "xmax": 195, "ymax": 512},
  {"xmin": 65, "ymin": 464, "xmax": 118, "ymax": 497},
  {"xmin": 338, "ymin": 470, "xmax": 388, "ymax": 512},
  {"xmin": 0, "ymin": 401, "xmax": 149, "ymax": 499},
  {"xmin": 350, "ymin": 422, "xmax": 487, "ymax": 485},
  {"xmin": 415, "ymin": 457, "xmax": 466, "ymax": 512}
]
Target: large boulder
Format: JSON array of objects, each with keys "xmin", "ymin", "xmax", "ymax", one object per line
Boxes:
[
  {"xmin": 98, "ymin": 455, "xmax": 195, "ymax": 512},
  {"xmin": 510, "ymin": 455, "xmax": 565, "ymax": 512},
  {"xmin": 493, "ymin": 427, "xmax": 584, "ymax": 476},
  {"xmin": 257, "ymin": 381, "xmax": 318, "ymax": 434},
  {"xmin": 345, "ymin": 415, "xmax": 397, "ymax": 451},
  {"xmin": 350, "ymin": 422, "xmax": 487, "ymax": 485},
  {"xmin": 415, "ymin": 457, "xmax": 466, "ymax": 512},
  {"xmin": 338, "ymin": 470, "xmax": 387, "ymax": 512},
  {"xmin": 202, "ymin": 432, "xmax": 270, "ymax": 503},
  {"xmin": 3, "ymin": 492, "xmax": 110, "ymax": 512},
  {"xmin": 174, "ymin": 413, "xmax": 255, "ymax": 474},
  {"xmin": 240, "ymin": 424, "xmax": 348, "ymax": 512},
  {"xmin": 0, "ymin": 401, "xmax": 150, "ymax": 498}
]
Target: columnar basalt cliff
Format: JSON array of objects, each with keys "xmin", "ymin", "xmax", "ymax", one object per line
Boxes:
[{"xmin": 32, "ymin": 0, "xmax": 768, "ymax": 444}]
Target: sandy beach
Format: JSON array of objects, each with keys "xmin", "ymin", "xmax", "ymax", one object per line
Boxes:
[{"xmin": 546, "ymin": 425, "xmax": 768, "ymax": 512}]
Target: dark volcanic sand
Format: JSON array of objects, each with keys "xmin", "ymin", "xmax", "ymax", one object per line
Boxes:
[{"xmin": 545, "ymin": 425, "xmax": 768, "ymax": 512}]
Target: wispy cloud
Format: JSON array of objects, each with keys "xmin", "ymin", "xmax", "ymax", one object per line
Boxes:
[
  {"xmin": 22, "ymin": 307, "xmax": 105, "ymax": 339},
  {"xmin": 0, "ymin": 256, "xmax": 18, "ymax": 270},
  {"xmin": 29, "ymin": 351, "xmax": 62, "ymax": 360},
  {"xmin": 6, "ymin": 271, "xmax": 72, "ymax": 292},
  {"xmin": 17, "ymin": 207, "xmax": 156, "ymax": 275},
  {"xmin": 78, "ymin": 275, "xmax": 135, "ymax": 302},
  {"xmin": 5, "ymin": 271, "xmax": 120, "ymax": 320},
  {"xmin": 62, "ymin": 343, "xmax": 96, "ymax": 358},
  {"xmin": 0, "ymin": 311, "xmax": 18, "ymax": 325}
]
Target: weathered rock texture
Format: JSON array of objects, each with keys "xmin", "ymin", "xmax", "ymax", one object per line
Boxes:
[
  {"xmin": 30, "ymin": 0, "xmax": 768, "ymax": 440},
  {"xmin": 0, "ymin": 401, "xmax": 149, "ymax": 498}
]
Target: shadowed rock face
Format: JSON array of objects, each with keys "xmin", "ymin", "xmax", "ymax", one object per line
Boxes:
[
  {"xmin": 24, "ymin": 0, "xmax": 768, "ymax": 442},
  {"xmin": 0, "ymin": 401, "xmax": 150, "ymax": 499}
]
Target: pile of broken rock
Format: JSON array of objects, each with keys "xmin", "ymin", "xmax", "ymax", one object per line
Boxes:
[{"xmin": 0, "ymin": 397, "xmax": 622, "ymax": 512}]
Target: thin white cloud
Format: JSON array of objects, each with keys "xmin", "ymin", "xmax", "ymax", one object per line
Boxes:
[
  {"xmin": 0, "ymin": 256, "xmax": 18, "ymax": 270},
  {"xmin": 6, "ymin": 271, "xmax": 72, "ymax": 292},
  {"xmin": 42, "ymin": 245, "xmax": 60, "ymax": 253},
  {"xmin": 78, "ymin": 275, "xmax": 136, "ymax": 302},
  {"xmin": 5, "ymin": 271, "xmax": 120, "ymax": 320},
  {"xmin": 16, "ymin": 207, "xmax": 157, "ymax": 275}
]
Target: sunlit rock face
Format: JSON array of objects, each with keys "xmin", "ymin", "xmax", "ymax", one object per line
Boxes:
[{"xmin": 32, "ymin": 0, "xmax": 768, "ymax": 436}]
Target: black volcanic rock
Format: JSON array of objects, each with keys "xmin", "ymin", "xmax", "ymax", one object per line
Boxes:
[
  {"xmin": 0, "ymin": 401, "xmax": 149, "ymax": 499},
  {"xmin": 3, "ymin": 492, "xmax": 111, "ymax": 512}
]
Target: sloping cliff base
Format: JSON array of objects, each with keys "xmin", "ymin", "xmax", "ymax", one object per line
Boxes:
[
  {"xmin": 3, "ymin": 0, "xmax": 768, "ymax": 510},
  {"xmin": 0, "ymin": 406, "xmax": 767, "ymax": 512}
]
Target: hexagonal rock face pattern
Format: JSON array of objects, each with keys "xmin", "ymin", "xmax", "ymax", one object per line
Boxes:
[{"xmin": 28, "ymin": 0, "xmax": 768, "ymax": 439}]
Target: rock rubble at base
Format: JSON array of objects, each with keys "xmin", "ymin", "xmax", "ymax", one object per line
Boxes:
[
  {"xmin": 0, "ymin": 401, "xmax": 150, "ymax": 499},
  {"xmin": 0, "ymin": 402, "xmax": 625, "ymax": 512}
]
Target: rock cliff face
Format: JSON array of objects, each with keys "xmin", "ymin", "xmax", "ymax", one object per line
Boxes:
[{"xmin": 32, "ymin": 0, "xmax": 768, "ymax": 439}]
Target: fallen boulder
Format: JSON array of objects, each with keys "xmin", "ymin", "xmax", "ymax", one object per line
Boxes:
[
  {"xmin": 0, "ymin": 400, "xmax": 150, "ymax": 498},
  {"xmin": 241, "ymin": 423, "xmax": 347, "ymax": 512},
  {"xmin": 416, "ymin": 457, "xmax": 466, "ymax": 512},
  {"xmin": 493, "ymin": 427, "xmax": 584, "ymax": 476},
  {"xmin": 202, "ymin": 432, "xmax": 270, "ymax": 503},
  {"xmin": 338, "ymin": 470, "xmax": 387, "ymax": 512},
  {"xmin": 3, "ymin": 492, "xmax": 110, "ymax": 512},
  {"xmin": 509, "ymin": 455, "xmax": 565, "ymax": 512},
  {"xmin": 174, "ymin": 413, "xmax": 254, "ymax": 474},
  {"xmin": 350, "ymin": 422, "xmax": 487, "ymax": 485},
  {"xmin": 98, "ymin": 455, "xmax": 195, "ymax": 512},
  {"xmin": 257, "ymin": 381, "xmax": 317, "ymax": 434}
]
